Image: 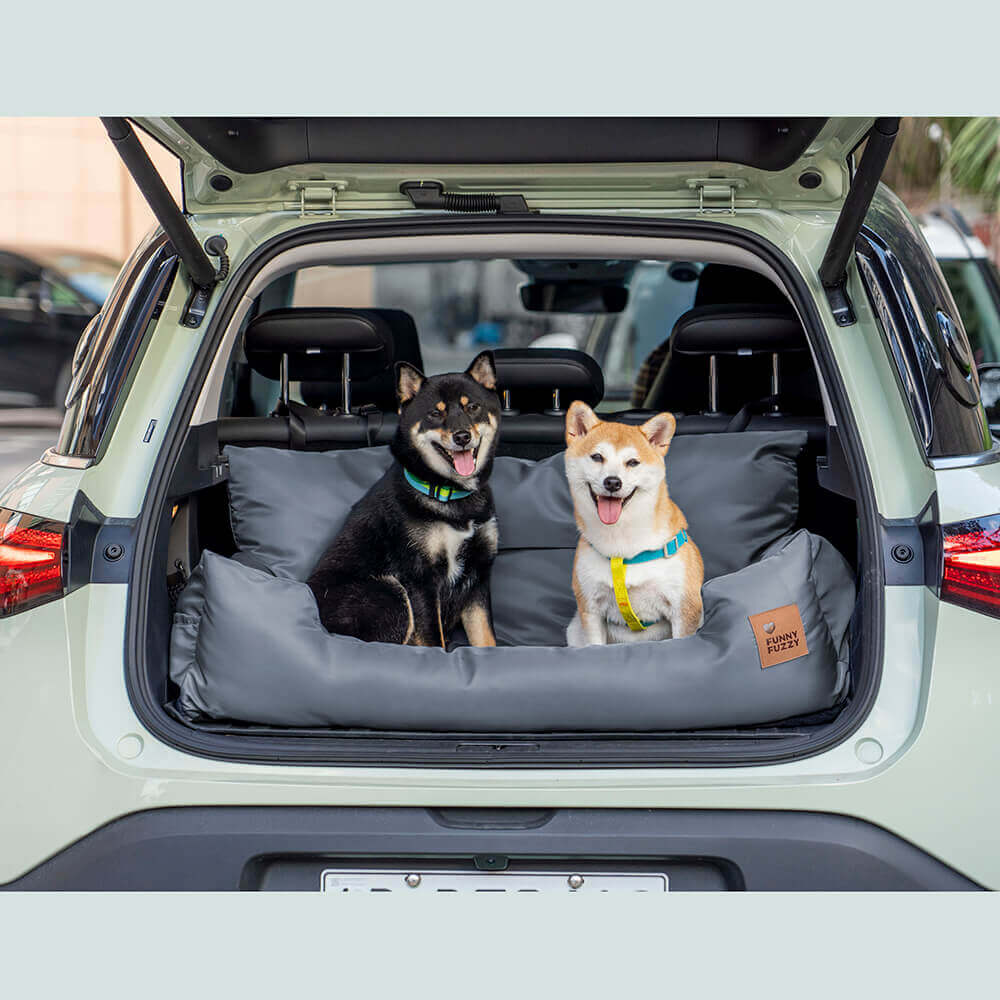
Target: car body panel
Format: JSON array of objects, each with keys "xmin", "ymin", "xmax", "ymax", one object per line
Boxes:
[
  {"xmin": 0, "ymin": 460, "xmax": 84, "ymax": 522},
  {"xmin": 2, "ymin": 164, "xmax": 999, "ymax": 886},
  {"xmin": 2, "ymin": 577, "xmax": 998, "ymax": 887},
  {"xmin": 134, "ymin": 117, "xmax": 873, "ymax": 217}
]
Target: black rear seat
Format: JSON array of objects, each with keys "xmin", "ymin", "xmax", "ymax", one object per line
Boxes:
[
  {"xmin": 218, "ymin": 307, "xmax": 402, "ymax": 449},
  {"xmin": 300, "ymin": 309, "xmax": 423, "ymax": 412},
  {"xmin": 493, "ymin": 348, "xmax": 604, "ymax": 458}
]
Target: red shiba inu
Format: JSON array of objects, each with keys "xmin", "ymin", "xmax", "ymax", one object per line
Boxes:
[{"xmin": 564, "ymin": 401, "xmax": 704, "ymax": 646}]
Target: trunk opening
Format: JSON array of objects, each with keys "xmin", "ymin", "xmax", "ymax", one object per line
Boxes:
[{"xmin": 125, "ymin": 216, "xmax": 883, "ymax": 767}]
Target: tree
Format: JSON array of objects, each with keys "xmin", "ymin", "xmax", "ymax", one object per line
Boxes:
[
  {"xmin": 949, "ymin": 117, "xmax": 1000, "ymax": 204},
  {"xmin": 949, "ymin": 117, "xmax": 1000, "ymax": 264}
]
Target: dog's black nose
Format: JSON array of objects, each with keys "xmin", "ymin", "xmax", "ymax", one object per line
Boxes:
[
  {"xmin": 603, "ymin": 476, "xmax": 622, "ymax": 494},
  {"xmin": 452, "ymin": 430, "xmax": 472, "ymax": 448}
]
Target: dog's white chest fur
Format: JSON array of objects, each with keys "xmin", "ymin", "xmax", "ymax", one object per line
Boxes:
[
  {"xmin": 574, "ymin": 543, "xmax": 688, "ymax": 643},
  {"xmin": 417, "ymin": 517, "xmax": 497, "ymax": 584}
]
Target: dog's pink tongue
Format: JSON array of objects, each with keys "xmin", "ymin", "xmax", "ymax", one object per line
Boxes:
[
  {"xmin": 597, "ymin": 496, "xmax": 623, "ymax": 525},
  {"xmin": 453, "ymin": 450, "xmax": 476, "ymax": 477}
]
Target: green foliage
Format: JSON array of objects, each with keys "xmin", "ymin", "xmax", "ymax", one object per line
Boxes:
[{"xmin": 949, "ymin": 117, "xmax": 1000, "ymax": 207}]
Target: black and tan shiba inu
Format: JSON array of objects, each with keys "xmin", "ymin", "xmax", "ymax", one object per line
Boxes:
[{"xmin": 307, "ymin": 352, "xmax": 501, "ymax": 647}]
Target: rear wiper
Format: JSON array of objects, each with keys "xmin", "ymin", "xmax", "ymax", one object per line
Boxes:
[{"xmin": 400, "ymin": 181, "xmax": 530, "ymax": 215}]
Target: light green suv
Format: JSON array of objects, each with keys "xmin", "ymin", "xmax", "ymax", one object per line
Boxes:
[{"xmin": 1, "ymin": 117, "xmax": 997, "ymax": 891}]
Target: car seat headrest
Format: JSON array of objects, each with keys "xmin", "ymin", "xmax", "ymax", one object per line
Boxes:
[
  {"xmin": 297, "ymin": 309, "xmax": 422, "ymax": 412},
  {"xmin": 244, "ymin": 307, "xmax": 394, "ymax": 382},
  {"xmin": 671, "ymin": 304, "xmax": 806, "ymax": 356},
  {"xmin": 494, "ymin": 347, "xmax": 604, "ymax": 413},
  {"xmin": 694, "ymin": 264, "xmax": 787, "ymax": 307}
]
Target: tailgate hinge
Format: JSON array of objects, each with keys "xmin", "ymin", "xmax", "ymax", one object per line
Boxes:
[
  {"xmin": 288, "ymin": 180, "xmax": 347, "ymax": 217},
  {"xmin": 686, "ymin": 177, "xmax": 747, "ymax": 216}
]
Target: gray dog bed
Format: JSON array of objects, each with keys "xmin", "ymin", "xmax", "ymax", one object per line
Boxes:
[{"xmin": 168, "ymin": 431, "xmax": 856, "ymax": 731}]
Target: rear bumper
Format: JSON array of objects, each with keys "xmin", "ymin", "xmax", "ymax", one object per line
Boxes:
[{"xmin": 3, "ymin": 807, "xmax": 980, "ymax": 891}]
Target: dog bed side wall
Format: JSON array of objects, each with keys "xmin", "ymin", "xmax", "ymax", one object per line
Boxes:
[{"xmin": 171, "ymin": 529, "xmax": 853, "ymax": 732}]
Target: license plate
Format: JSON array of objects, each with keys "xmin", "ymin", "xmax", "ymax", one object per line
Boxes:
[{"xmin": 320, "ymin": 869, "xmax": 668, "ymax": 892}]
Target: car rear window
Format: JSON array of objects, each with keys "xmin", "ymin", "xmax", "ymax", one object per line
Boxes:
[
  {"xmin": 937, "ymin": 258, "xmax": 1000, "ymax": 365},
  {"xmin": 859, "ymin": 193, "xmax": 992, "ymax": 458},
  {"xmin": 54, "ymin": 233, "xmax": 176, "ymax": 462}
]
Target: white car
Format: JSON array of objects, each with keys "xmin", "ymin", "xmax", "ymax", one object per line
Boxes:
[{"xmin": 919, "ymin": 208, "xmax": 1000, "ymax": 367}]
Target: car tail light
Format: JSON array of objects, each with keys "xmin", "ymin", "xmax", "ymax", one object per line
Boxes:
[
  {"xmin": 941, "ymin": 514, "xmax": 1000, "ymax": 618},
  {"xmin": 0, "ymin": 507, "xmax": 66, "ymax": 617}
]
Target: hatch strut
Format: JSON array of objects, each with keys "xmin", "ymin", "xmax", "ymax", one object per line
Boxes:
[
  {"xmin": 817, "ymin": 117, "xmax": 900, "ymax": 327},
  {"xmin": 101, "ymin": 117, "xmax": 220, "ymax": 327}
]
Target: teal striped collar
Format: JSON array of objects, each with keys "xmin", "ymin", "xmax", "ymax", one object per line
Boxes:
[
  {"xmin": 403, "ymin": 467, "xmax": 474, "ymax": 502},
  {"xmin": 621, "ymin": 528, "xmax": 689, "ymax": 565}
]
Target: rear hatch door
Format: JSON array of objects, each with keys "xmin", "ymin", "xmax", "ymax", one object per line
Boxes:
[{"xmin": 134, "ymin": 116, "xmax": 874, "ymax": 216}]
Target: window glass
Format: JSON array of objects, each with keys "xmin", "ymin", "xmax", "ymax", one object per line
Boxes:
[
  {"xmin": 0, "ymin": 256, "xmax": 39, "ymax": 301},
  {"xmin": 937, "ymin": 259, "xmax": 1000, "ymax": 366},
  {"xmin": 47, "ymin": 277, "xmax": 89, "ymax": 311},
  {"xmin": 274, "ymin": 258, "xmax": 702, "ymax": 406},
  {"xmin": 54, "ymin": 234, "xmax": 176, "ymax": 460},
  {"xmin": 861, "ymin": 189, "xmax": 991, "ymax": 456}
]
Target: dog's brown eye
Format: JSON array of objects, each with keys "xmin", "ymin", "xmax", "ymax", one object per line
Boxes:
[
  {"xmin": 467, "ymin": 402, "xmax": 480, "ymax": 414},
  {"xmin": 626, "ymin": 459, "xmax": 640, "ymax": 468},
  {"xmin": 427, "ymin": 409, "xmax": 443, "ymax": 422},
  {"xmin": 590, "ymin": 453, "xmax": 604, "ymax": 463}
]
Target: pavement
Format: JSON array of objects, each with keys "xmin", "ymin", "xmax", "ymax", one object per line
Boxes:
[{"xmin": 0, "ymin": 409, "xmax": 62, "ymax": 491}]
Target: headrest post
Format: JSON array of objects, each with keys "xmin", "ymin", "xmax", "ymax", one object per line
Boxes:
[
  {"xmin": 707, "ymin": 354, "xmax": 719, "ymax": 414},
  {"xmin": 544, "ymin": 387, "xmax": 564, "ymax": 416},
  {"xmin": 502, "ymin": 389, "xmax": 516, "ymax": 415},
  {"xmin": 770, "ymin": 352, "xmax": 781, "ymax": 414},
  {"xmin": 279, "ymin": 353, "xmax": 289, "ymax": 411},
  {"xmin": 341, "ymin": 352, "xmax": 352, "ymax": 414}
]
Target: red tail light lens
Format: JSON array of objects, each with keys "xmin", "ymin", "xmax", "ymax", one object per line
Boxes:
[
  {"xmin": 941, "ymin": 514, "xmax": 1000, "ymax": 618},
  {"xmin": 0, "ymin": 507, "xmax": 65, "ymax": 617}
]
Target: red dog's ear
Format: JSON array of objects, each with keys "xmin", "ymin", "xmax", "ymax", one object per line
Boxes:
[
  {"xmin": 565, "ymin": 400, "xmax": 601, "ymax": 444},
  {"xmin": 640, "ymin": 411, "xmax": 677, "ymax": 451}
]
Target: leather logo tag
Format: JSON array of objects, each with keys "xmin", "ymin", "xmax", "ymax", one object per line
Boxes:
[{"xmin": 748, "ymin": 604, "xmax": 808, "ymax": 669}]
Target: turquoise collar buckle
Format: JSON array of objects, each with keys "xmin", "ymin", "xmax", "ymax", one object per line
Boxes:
[
  {"xmin": 610, "ymin": 528, "xmax": 690, "ymax": 632},
  {"xmin": 622, "ymin": 528, "xmax": 689, "ymax": 565},
  {"xmin": 403, "ymin": 467, "xmax": 473, "ymax": 502}
]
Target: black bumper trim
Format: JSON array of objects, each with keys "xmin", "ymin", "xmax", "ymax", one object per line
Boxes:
[{"xmin": 2, "ymin": 807, "xmax": 980, "ymax": 891}]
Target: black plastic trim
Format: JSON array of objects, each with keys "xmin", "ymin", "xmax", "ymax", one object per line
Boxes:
[
  {"xmin": 125, "ymin": 213, "xmax": 884, "ymax": 769},
  {"xmin": 171, "ymin": 117, "xmax": 828, "ymax": 173},
  {"xmin": 2, "ymin": 807, "xmax": 980, "ymax": 891},
  {"xmin": 877, "ymin": 494, "xmax": 942, "ymax": 590},
  {"xmin": 66, "ymin": 491, "xmax": 137, "ymax": 591}
]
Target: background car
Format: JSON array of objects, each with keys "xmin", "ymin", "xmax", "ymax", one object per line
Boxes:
[
  {"xmin": 919, "ymin": 208, "xmax": 1000, "ymax": 365},
  {"xmin": 0, "ymin": 245, "xmax": 120, "ymax": 408}
]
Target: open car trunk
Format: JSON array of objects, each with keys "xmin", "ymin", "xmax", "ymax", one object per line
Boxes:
[
  {"xmin": 113, "ymin": 118, "xmax": 889, "ymax": 766},
  {"xmin": 126, "ymin": 222, "xmax": 876, "ymax": 767}
]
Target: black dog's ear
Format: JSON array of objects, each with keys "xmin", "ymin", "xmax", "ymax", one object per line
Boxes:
[
  {"xmin": 396, "ymin": 362, "xmax": 426, "ymax": 405},
  {"xmin": 466, "ymin": 351, "xmax": 497, "ymax": 391}
]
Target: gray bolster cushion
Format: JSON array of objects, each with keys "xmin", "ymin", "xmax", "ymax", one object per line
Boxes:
[
  {"xmin": 170, "ymin": 529, "xmax": 854, "ymax": 731},
  {"xmin": 223, "ymin": 431, "xmax": 806, "ymax": 647}
]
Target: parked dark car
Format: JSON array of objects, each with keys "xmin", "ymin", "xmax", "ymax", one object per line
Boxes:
[{"xmin": 0, "ymin": 245, "xmax": 120, "ymax": 407}]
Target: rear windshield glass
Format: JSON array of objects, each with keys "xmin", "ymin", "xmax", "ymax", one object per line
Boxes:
[{"xmin": 240, "ymin": 258, "xmax": 706, "ymax": 409}]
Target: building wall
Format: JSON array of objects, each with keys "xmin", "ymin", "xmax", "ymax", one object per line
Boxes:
[{"xmin": 0, "ymin": 117, "xmax": 181, "ymax": 264}]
